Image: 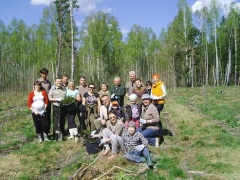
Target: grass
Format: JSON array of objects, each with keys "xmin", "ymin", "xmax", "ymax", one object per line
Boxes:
[{"xmin": 0, "ymin": 86, "xmax": 239, "ymax": 179}]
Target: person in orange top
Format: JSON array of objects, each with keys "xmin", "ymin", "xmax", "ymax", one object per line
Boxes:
[
  {"xmin": 27, "ymin": 81, "xmax": 49, "ymax": 143},
  {"xmin": 150, "ymin": 73, "xmax": 167, "ymax": 144},
  {"xmin": 151, "ymin": 74, "xmax": 167, "ymax": 114}
]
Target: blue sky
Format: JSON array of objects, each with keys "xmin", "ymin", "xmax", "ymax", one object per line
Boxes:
[{"xmin": 0, "ymin": 0, "xmax": 240, "ymax": 36}]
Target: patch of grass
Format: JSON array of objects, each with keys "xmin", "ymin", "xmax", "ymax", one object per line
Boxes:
[{"xmin": 205, "ymin": 161, "xmax": 233, "ymax": 173}]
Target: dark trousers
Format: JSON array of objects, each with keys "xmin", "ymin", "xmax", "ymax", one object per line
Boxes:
[
  {"xmin": 155, "ymin": 104, "xmax": 164, "ymax": 114},
  {"xmin": 154, "ymin": 103, "xmax": 164, "ymax": 137},
  {"xmin": 53, "ymin": 106, "xmax": 66, "ymax": 133},
  {"xmin": 46, "ymin": 102, "xmax": 51, "ymax": 133},
  {"xmin": 67, "ymin": 110, "xmax": 77, "ymax": 129},
  {"xmin": 77, "ymin": 104, "xmax": 86, "ymax": 134},
  {"xmin": 32, "ymin": 113, "xmax": 48, "ymax": 134}
]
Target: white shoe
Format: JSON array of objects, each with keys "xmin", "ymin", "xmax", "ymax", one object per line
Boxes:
[
  {"xmin": 38, "ymin": 134, "xmax": 42, "ymax": 143},
  {"xmin": 68, "ymin": 128, "xmax": 74, "ymax": 139},
  {"xmin": 68, "ymin": 136, "xmax": 74, "ymax": 139},
  {"xmin": 155, "ymin": 137, "xmax": 159, "ymax": 147},
  {"xmin": 43, "ymin": 133, "xmax": 50, "ymax": 141}
]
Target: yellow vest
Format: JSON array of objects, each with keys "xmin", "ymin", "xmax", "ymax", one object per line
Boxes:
[{"xmin": 152, "ymin": 81, "xmax": 165, "ymax": 104}]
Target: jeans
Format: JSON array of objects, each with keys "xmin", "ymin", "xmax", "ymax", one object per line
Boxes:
[
  {"xmin": 124, "ymin": 147, "xmax": 150, "ymax": 163},
  {"xmin": 137, "ymin": 127, "xmax": 158, "ymax": 146}
]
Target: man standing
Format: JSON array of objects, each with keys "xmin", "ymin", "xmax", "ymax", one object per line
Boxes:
[
  {"xmin": 109, "ymin": 77, "xmax": 126, "ymax": 107},
  {"xmin": 37, "ymin": 68, "xmax": 52, "ymax": 135},
  {"xmin": 48, "ymin": 77, "xmax": 67, "ymax": 140},
  {"xmin": 76, "ymin": 76, "xmax": 88, "ymax": 97},
  {"xmin": 76, "ymin": 76, "xmax": 88, "ymax": 134},
  {"xmin": 94, "ymin": 95, "xmax": 112, "ymax": 133},
  {"xmin": 125, "ymin": 71, "xmax": 137, "ymax": 99},
  {"xmin": 61, "ymin": 74, "xmax": 69, "ymax": 87}
]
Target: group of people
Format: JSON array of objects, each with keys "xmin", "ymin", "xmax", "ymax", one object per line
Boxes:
[{"xmin": 27, "ymin": 69, "xmax": 167, "ymax": 167}]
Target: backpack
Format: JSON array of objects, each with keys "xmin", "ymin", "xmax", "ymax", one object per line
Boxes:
[{"xmin": 131, "ymin": 104, "xmax": 140, "ymax": 119}]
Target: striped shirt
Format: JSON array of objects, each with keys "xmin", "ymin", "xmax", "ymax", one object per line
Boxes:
[{"xmin": 121, "ymin": 131, "xmax": 148, "ymax": 153}]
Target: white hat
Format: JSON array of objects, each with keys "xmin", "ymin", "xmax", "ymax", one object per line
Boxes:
[{"xmin": 129, "ymin": 94, "xmax": 137, "ymax": 100}]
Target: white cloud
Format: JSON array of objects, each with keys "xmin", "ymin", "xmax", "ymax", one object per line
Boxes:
[
  {"xmin": 75, "ymin": 20, "xmax": 82, "ymax": 27},
  {"xmin": 121, "ymin": 27, "xmax": 129, "ymax": 35},
  {"xmin": 30, "ymin": 0, "xmax": 53, "ymax": 5},
  {"xmin": 191, "ymin": 0, "xmax": 238, "ymax": 15},
  {"xmin": 77, "ymin": 0, "xmax": 112, "ymax": 15}
]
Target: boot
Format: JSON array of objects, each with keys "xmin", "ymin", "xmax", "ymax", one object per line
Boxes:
[
  {"xmin": 140, "ymin": 157, "xmax": 146, "ymax": 162},
  {"xmin": 146, "ymin": 153, "xmax": 153, "ymax": 168},
  {"xmin": 68, "ymin": 129, "xmax": 74, "ymax": 139},
  {"xmin": 150, "ymin": 154, "xmax": 156, "ymax": 164},
  {"xmin": 37, "ymin": 134, "xmax": 43, "ymax": 143},
  {"xmin": 43, "ymin": 133, "xmax": 50, "ymax": 142},
  {"xmin": 72, "ymin": 128, "xmax": 79, "ymax": 142}
]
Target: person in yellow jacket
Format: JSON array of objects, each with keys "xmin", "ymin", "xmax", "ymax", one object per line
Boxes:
[
  {"xmin": 150, "ymin": 74, "xmax": 167, "ymax": 144},
  {"xmin": 151, "ymin": 74, "xmax": 167, "ymax": 114}
]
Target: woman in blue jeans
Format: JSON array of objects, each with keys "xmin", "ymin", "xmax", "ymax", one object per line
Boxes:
[{"xmin": 137, "ymin": 94, "xmax": 160, "ymax": 147}]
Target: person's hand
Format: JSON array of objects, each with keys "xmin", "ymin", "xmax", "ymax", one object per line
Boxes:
[
  {"xmin": 90, "ymin": 130, "xmax": 97, "ymax": 136},
  {"xmin": 135, "ymin": 144, "xmax": 145, "ymax": 151},
  {"xmin": 56, "ymin": 98, "xmax": 62, "ymax": 102},
  {"xmin": 111, "ymin": 93, "xmax": 115, "ymax": 99},
  {"xmin": 92, "ymin": 134, "xmax": 101, "ymax": 138},
  {"xmin": 100, "ymin": 119, "xmax": 106, "ymax": 125},
  {"xmin": 99, "ymin": 139, "xmax": 106, "ymax": 146},
  {"xmin": 32, "ymin": 109, "xmax": 38, "ymax": 115},
  {"xmin": 140, "ymin": 118, "xmax": 147, "ymax": 124},
  {"xmin": 151, "ymin": 95, "xmax": 159, "ymax": 100},
  {"xmin": 38, "ymin": 110, "xmax": 45, "ymax": 116}
]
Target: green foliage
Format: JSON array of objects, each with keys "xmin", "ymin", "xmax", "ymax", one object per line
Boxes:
[{"xmin": 60, "ymin": 96, "xmax": 75, "ymax": 104}]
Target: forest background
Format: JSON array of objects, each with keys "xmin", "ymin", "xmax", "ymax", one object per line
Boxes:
[{"xmin": 0, "ymin": 0, "xmax": 240, "ymax": 92}]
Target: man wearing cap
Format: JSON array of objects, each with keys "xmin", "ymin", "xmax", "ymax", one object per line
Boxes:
[
  {"xmin": 37, "ymin": 68, "xmax": 52, "ymax": 134},
  {"xmin": 138, "ymin": 94, "xmax": 161, "ymax": 147}
]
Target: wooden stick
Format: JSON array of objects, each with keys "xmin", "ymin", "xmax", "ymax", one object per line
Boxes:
[
  {"xmin": 94, "ymin": 165, "xmax": 134, "ymax": 180},
  {"xmin": 69, "ymin": 150, "xmax": 103, "ymax": 180}
]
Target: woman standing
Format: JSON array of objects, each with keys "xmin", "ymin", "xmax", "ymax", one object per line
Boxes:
[
  {"xmin": 98, "ymin": 82, "xmax": 111, "ymax": 102},
  {"xmin": 132, "ymin": 78, "xmax": 147, "ymax": 102},
  {"xmin": 82, "ymin": 83, "xmax": 101, "ymax": 131},
  {"xmin": 145, "ymin": 81, "xmax": 152, "ymax": 95},
  {"xmin": 151, "ymin": 74, "xmax": 167, "ymax": 114},
  {"xmin": 66, "ymin": 81, "xmax": 81, "ymax": 141},
  {"xmin": 27, "ymin": 81, "xmax": 49, "ymax": 143}
]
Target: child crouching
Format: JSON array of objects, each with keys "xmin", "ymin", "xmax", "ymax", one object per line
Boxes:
[{"xmin": 121, "ymin": 122, "xmax": 155, "ymax": 168}]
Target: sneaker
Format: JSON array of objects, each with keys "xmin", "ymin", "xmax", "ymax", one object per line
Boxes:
[
  {"xmin": 44, "ymin": 137, "xmax": 50, "ymax": 142},
  {"xmin": 43, "ymin": 133, "xmax": 50, "ymax": 142},
  {"xmin": 155, "ymin": 137, "xmax": 159, "ymax": 147},
  {"xmin": 38, "ymin": 134, "xmax": 42, "ymax": 143}
]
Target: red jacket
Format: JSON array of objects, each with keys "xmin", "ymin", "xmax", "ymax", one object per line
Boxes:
[{"xmin": 27, "ymin": 90, "xmax": 48, "ymax": 108}]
